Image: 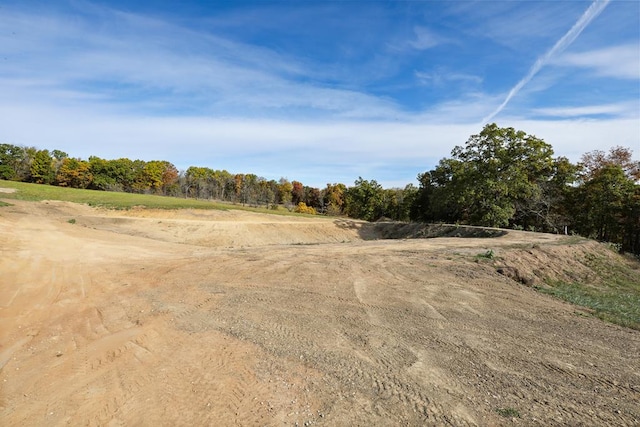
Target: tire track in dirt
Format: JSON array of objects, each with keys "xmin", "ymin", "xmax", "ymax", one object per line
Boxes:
[
  {"xmin": 139, "ymin": 283, "xmax": 289, "ymax": 426},
  {"xmin": 7, "ymin": 326, "xmax": 155, "ymax": 425},
  {"xmin": 195, "ymin": 258, "xmax": 496, "ymax": 425},
  {"xmin": 189, "ymin": 282, "xmax": 470, "ymax": 425}
]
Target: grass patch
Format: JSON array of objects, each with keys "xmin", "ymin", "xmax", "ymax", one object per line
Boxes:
[
  {"xmin": 0, "ymin": 200, "xmax": 12, "ymax": 207},
  {"xmin": 0, "ymin": 180, "xmax": 309, "ymax": 217},
  {"xmin": 0, "ymin": 180, "xmax": 232, "ymax": 210},
  {"xmin": 475, "ymin": 249, "xmax": 495, "ymax": 260},
  {"xmin": 495, "ymin": 407, "xmax": 520, "ymax": 418},
  {"xmin": 537, "ymin": 252, "xmax": 640, "ymax": 330}
]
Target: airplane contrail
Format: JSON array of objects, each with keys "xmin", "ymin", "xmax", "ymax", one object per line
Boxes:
[{"xmin": 482, "ymin": 0, "xmax": 611, "ymax": 124}]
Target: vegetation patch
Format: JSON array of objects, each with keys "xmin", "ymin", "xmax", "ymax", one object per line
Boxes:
[
  {"xmin": 476, "ymin": 249, "xmax": 495, "ymax": 260},
  {"xmin": 537, "ymin": 251, "xmax": 640, "ymax": 330},
  {"xmin": 495, "ymin": 407, "xmax": 521, "ymax": 418},
  {"xmin": 0, "ymin": 200, "xmax": 12, "ymax": 207},
  {"xmin": 0, "ymin": 181, "xmax": 306, "ymax": 217}
]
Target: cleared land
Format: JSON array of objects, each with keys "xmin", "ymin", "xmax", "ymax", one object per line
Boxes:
[{"xmin": 0, "ymin": 197, "xmax": 639, "ymax": 426}]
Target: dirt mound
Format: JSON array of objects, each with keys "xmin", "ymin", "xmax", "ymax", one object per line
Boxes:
[
  {"xmin": 1, "ymin": 200, "xmax": 638, "ymax": 426},
  {"xmin": 367, "ymin": 221, "xmax": 508, "ymax": 240}
]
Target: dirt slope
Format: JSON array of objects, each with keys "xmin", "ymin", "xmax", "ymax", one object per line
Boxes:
[{"xmin": 0, "ymin": 200, "xmax": 638, "ymax": 426}]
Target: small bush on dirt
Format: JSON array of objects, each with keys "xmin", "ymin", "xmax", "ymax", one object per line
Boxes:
[
  {"xmin": 67, "ymin": 218, "xmax": 76, "ymax": 224},
  {"xmin": 495, "ymin": 407, "xmax": 521, "ymax": 418},
  {"xmin": 476, "ymin": 249, "xmax": 495, "ymax": 260}
]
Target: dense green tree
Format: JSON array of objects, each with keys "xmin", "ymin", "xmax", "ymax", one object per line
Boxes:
[
  {"xmin": 0, "ymin": 144, "xmax": 26, "ymax": 180},
  {"xmin": 344, "ymin": 177, "xmax": 385, "ymax": 221},
  {"xmin": 88, "ymin": 157, "xmax": 138, "ymax": 192},
  {"xmin": 624, "ymin": 186, "xmax": 640, "ymax": 254},
  {"xmin": 304, "ymin": 186, "xmax": 322, "ymax": 210},
  {"xmin": 412, "ymin": 158, "xmax": 465, "ymax": 223},
  {"xmin": 51, "ymin": 150, "xmax": 68, "ymax": 161},
  {"xmin": 383, "ymin": 184, "xmax": 417, "ymax": 222},
  {"xmin": 413, "ymin": 124, "xmax": 555, "ymax": 228},
  {"xmin": 511, "ymin": 156, "xmax": 581, "ymax": 232},
  {"xmin": 30, "ymin": 149, "xmax": 54, "ymax": 184},
  {"xmin": 573, "ymin": 165, "xmax": 638, "ymax": 245},
  {"xmin": 571, "ymin": 147, "xmax": 640, "ymax": 253}
]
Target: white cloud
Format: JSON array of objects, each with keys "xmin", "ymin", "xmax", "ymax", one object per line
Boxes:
[
  {"xmin": 415, "ymin": 71, "xmax": 482, "ymax": 86},
  {"xmin": 0, "ymin": 6, "xmax": 408, "ymax": 120},
  {"xmin": 506, "ymin": 117, "xmax": 640, "ymax": 162},
  {"xmin": 533, "ymin": 102, "xmax": 639, "ymax": 118},
  {"xmin": 0, "ymin": 3, "xmax": 637, "ymax": 188},
  {"xmin": 408, "ymin": 26, "xmax": 446, "ymax": 50},
  {"xmin": 555, "ymin": 44, "xmax": 640, "ymax": 79},
  {"xmin": 5, "ymin": 92, "xmax": 636, "ymax": 188}
]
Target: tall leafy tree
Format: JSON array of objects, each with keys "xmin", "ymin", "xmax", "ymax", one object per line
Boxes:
[
  {"xmin": 573, "ymin": 165, "xmax": 638, "ymax": 247},
  {"xmin": 344, "ymin": 177, "xmax": 385, "ymax": 221},
  {"xmin": 304, "ymin": 186, "xmax": 322, "ymax": 210},
  {"xmin": 184, "ymin": 166, "xmax": 211, "ymax": 198},
  {"xmin": 0, "ymin": 144, "xmax": 26, "ymax": 180},
  {"xmin": 413, "ymin": 124, "xmax": 555, "ymax": 228},
  {"xmin": 277, "ymin": 178, "xmax": 293, "ymax": 206},
  {"xmin": 291, "ymin": 181, "xmax": 305, "ymax": 205},
  {"xmin": 580, "ymin": 146, "xmax": 640, "ymax": 182},
  {"xmin": 323, "ymin": 183, "xmax": 346, "ymax": 215},
  {"xmin": 30, "ymin": 149, "xmax": 54, "ymax": 184}
]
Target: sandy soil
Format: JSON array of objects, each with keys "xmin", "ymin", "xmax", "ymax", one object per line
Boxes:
[{"xmin": 0, "ymin": 199, "xmax": 638, "ymax": 426}]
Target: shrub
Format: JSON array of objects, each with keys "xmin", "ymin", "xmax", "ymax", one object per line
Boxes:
[{"xmin": 294, "ymin": 202, "xmax": 316, "ymax": 215}]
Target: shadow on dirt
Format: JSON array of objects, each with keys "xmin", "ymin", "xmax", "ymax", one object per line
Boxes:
[{"xmin": 334, "ymin": 219, "xmax": 508, "ymax": 241}]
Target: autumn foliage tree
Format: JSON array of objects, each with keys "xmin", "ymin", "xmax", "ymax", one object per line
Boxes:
[
  {"xmin": 570, "ymin": 147, "xmax": 640, "ymax": 253},
  {"xmin": 56, "ymin": 158, "xmax": 93, "ymax": 188}
]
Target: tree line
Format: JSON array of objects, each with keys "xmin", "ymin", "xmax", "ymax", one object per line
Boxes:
[
  {"xmin": 410, "ymin": 124, "xmax": 639, "ymax": 254},
  {"xmin": 1, "ymin": 123, "xmax": 639, "ymax": 254}
]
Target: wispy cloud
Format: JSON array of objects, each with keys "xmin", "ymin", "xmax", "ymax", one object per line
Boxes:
[
  {"xmin": 0, "ymin": 6, "xmax": 404, "ymax": 119},
  {"xmin": 415, "ymin": 70, "xmax": 482, "ymax": 86},
  {"xmin": 408, "ymin": 26, "xmax": 446, "ymax": 50},
  {"xmin": 0, "ymin": 1, "xmax": 636, "ymax": 188},
  {"xmin": 533, "ymin": 102, "xmax": 639, "ymax": 119},
  {"xmin": 555, "ymin": 44, "xmax": 640, "ymax": 80},
  {"xmin": 507, "ymin": 117, "xmax": 640, "ymax": 161},
  {"xmin": 483, "ymin": 0, "xmax": 611, "ymax": 124}
]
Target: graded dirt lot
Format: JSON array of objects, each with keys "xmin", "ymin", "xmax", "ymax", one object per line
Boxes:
[{"xmin": 0, "ymin": 199, "xmax": 638, "ymax": 426}]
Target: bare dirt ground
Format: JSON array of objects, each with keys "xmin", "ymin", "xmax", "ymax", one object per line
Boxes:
[{"xmin": 0, "ymin": 199, "xmax": 638, "ymax": 426}]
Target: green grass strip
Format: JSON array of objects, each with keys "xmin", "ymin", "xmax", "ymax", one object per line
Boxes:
[
  {"xmin": 0, "ymin": 180, "xmax": 305, "ymax": 217},
  {"xmin": 538, "ymin": 253, "xmax": 640, "ymax": 330}
]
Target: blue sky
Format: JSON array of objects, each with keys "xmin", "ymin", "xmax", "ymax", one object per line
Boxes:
[{"xmin": 1, "ymin": 0, "xmax": 638, "ymax": 188}]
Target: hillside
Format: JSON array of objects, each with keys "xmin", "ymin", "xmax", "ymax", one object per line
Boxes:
[{"xmin": 0, "ymin": 198, "xmax": 638, "ymax": 426}]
